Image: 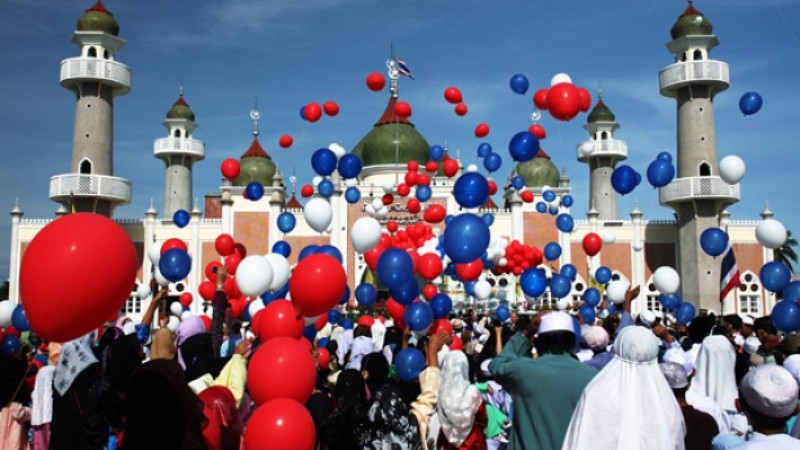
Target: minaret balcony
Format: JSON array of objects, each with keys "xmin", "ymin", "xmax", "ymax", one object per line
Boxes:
[
  {"xmin": 577, "ymin": 139, "xmax": 628, "ymax": 163},
  {"xmin": 60, "ymin": 57, "xmax": 131, "ymax": 95},
  {"xmin": 49, "ymin": 174, "xmax": 132, "ymax": 205},
  {"xmin": 659, "ymin": 60, "xmax": 729, "ymax": 97},
  {"xmin": 658, "ymin": 176, "xmax": 739, "ymax": 206},
  {"xmin": 154, "ymin": 137, "xmax": 206, "ymax": 160}
]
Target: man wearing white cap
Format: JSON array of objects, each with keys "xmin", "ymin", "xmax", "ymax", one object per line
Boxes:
[
  {"xmin": 661, "ymin": 361, "xmax": 719, "ymax": 449},
  {"xmin": 489, "ymin": 311, "xmax": 596, "ymax": 450}
]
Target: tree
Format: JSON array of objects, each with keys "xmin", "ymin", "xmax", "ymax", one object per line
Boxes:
[{"xmin": 775, "ymin": 230, "xmax": 799, "ymax": 273}]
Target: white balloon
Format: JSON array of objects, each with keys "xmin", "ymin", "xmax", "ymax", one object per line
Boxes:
[
  {"xmin": 236, "ymin": 255, "xmax": 274, "ymax": 297},
  {"xmin": 602, "ymin": 233, "xmax": 616, "ymax": 245},
  {"xmin": 365, "ymin": 204, "xmax": 376, "ymax": 215},
  {"xmin": 377, "ymin": 206, "xmax": 389, "ymax": 218},
  {"xmin": 0, "ymin": 301, "xmax": 16, "ymax": 328},
  {"xmin": 474, "ymin": 280, "xmax": 492, "ymax": 300},
  {"xmin": 551, "ymin": 72, "xmax": 572, "ymax": 86},
  {"xmin": 496, "ymin": 289, "xmax": 507, "ymax": 301},
  {"xmin": 137, "ymin": 282, "xmax": 151, "ymax": 300},
  {"xmin": 606, "ymin": 280, "xmax": 629, "ymax": 305},
  {"xmin": 382, "ymin": 182, "xmax": 395, "ymax": 194},
  {"xmin": 180, "ymin": 310, "xmax": 194, "ymax": 320},
  {"xmin": 248, "ymin": 299, "xmax": 265, "ymax": 319},
  {"xmin": 466, "ymin": 164, "xmax": 478, "ymax": 173},
  {"xmin": 345, "ymin": 178, "xmax": 358, "ymax": 187},
  {"xmin": 148, "ymin": 242, "xmax": 162, "ymax": 265},
  {"xmin": 371, "ymin": 197, "xmax": 384, "ymax": 211},
  {"xmin": 264, "ymin": 253, "xmax": 290, "ymax": 292},
  {"xmin": 579, "ymin": 142, "xmax": 595, "ymax": 157},
  {"xmin": 352, "ymin": 217, "xmax": 382, "ymax": 253},
  {"xmin": 167, "ymin": 316, "xmax": 180, "ymax": 332},
  {"xmin": 719, "ymin": 156, "xmax": 746, "ymax": 185},
  {"xmin": 756, "ymin": 218, "xmax": 787, "ymax": 249},
  {"xmin": 328, "ymin": 143, "xmax": 346, "ymax": 159},
  {"xmin": 556, "ymin": 298, "xmax": 569, "ymax": 311},
  {"xmin": 653, "ymin": 266, "xmax": 680, "ymax": 295},
  {"xmin": 639, "ymin": 310, "xmax": 656, "ymax": 327},
  {"xmin": 498, "ymin": 257, "xmax": 508, "ymax": 267},
  {"xmin": 170, "ymin": 301, "xmax": 184, "ymax": 316},
  {"xmin": 632, "ymin": 241, "xmax": 643, "ymax": 252},
  {"xmin": 541, "ymin": 185, "xmax": 552, "ymax": 193},
  {"xmin": 304, "ymin": 197, "xmax": 333, "ymax": 233},
  {"xmin": 154, "ymin": 266, "xmax": 170, "ymax": 287}
]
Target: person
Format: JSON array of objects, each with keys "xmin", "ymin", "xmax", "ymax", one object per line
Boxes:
[
  {"xmin": 581, "ymin": 326, "xmax": 612, "ymax": 371},
  {"xmin": 150, "ymin": 327, "xmax": 177, "ymax": 361},
  {"xmin": 320, "ymin": 369, "xmax": 369, "ymax": 449},
  {"xmin": 0, "ymin": 340, "xmax": 32, "ymax": 450},
  {"xmin": 489, "ymin": 311, "xmax": 596, "ymax": 450},
  {"xmin": 689, "ymin": 335, "xmax": 747, "ymax": 434},
  {"xmin": 562, "ymin": 326, "xmax": 685, "ymax": 449},
  {"xmin": 30, "ymin": 362, "xmax": 55, "ymax": 450},
  {"xmin": 660, "ymin": 361, "xmax": 718, "ymax": 450},
  {"xmin": 436, "ymin": 351, "xmax": 487, "ymax": 450}
]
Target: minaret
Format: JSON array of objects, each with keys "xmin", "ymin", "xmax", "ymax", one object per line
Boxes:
[
  {"xmin": 49, "ymin": 1, "xmax": 131, "ymax": 216},
  {"xmin": 577, "ymin": 97, "xmax": 627, "ymax": 220},
  {"xmin": 154, "ymin": 90, "xmax": 205, "ymax": 219},
  {"xmin": 658, "ymin": 3, "xmax": 739, "ymax": 311}
]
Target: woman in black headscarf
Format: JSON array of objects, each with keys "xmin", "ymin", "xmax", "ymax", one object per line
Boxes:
[
  {"xmin": 320, "ymin": 369, "xmax": 369, "ymax": 449},
  {"xmin": 180, "ymin": 333, "xmax": 230, "ymax": 382}
]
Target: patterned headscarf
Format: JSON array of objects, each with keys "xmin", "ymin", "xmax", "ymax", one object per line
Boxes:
[{"xmin": 53, "ymin": 333, "xmax": 98, "ymax": 396}]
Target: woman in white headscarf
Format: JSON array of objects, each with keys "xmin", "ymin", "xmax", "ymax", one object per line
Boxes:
[
  {"xmin": 436, "ymin": 351, "xmax": 487, "ymax": 450},
  {"xmin": 562, "ymin": 326, "xmax": 686, "ymax": 450}
]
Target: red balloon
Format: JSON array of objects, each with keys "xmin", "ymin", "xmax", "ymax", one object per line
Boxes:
[
  {"xmin": 450, "ymin": 335, "xmax": 463, "ymax": 351},
  {"xmin": 521, "ymin": 191, "xmax": 534, "ymax": 203},
  {"xmin": 223, "ymin": 277, "xmax": 240, "ymax": 300},
  {"xmin": 444, "ymin": 87, "xmax": 463, "ymax": 104},
  {"xmin": 488, "ymin": 179, "xmax": 498, "ymax": 195},
  {"xmin": 386, "ymin": 298, "xmax": 406, "ymax": 323},
  {"xmin": 456, "ymin": 259, "xmax": 483, "ymax": 282},
  {"xmin": 220, "ymin": 158, "xmax": 240, "ymax": 180},
  {"xmin": 577, "ymin": 87, "xmax": 592, "ymax": 112},
  {"xmin": 161, "ymin": 238, "xmax": 187, "ymax": 254},
  {"xmin": 474, "ymin": 123, "xmax": 490, "ymax": 138},
  {"xmin": 201, "ymin": 405, "xmax": 222, "ymax": 450},
  {"xmin": 529, "ymin": 124, "xmax": 546, "ymax": 140},
  {"xmin": 533, "ymin": 89, "xmax": 549, "ymax": 110},
  {"xmin": 364, "ymin": 245, "xmax": 385, "ymax": 271},
  {"xmin": 205, "ymin": 261, "xmax": 223, "ymax": 281},
  {"xmin": 19, "ymin": 214, "xmax": 137, "ymax": 342},
  {"xmin": 301, "ymin": 185, "xmax": 314, "ymax": 198},
  {"xmin": 279, "ymin": 134, "xmax": 293, "ymax": 149},
  {"xmin": 425, "ymin": 161, "xmax": 439, "ymax": 173},
  {"xmin": 387, "ymin": 221, "xmax": 399, "ymax": 233},
  {"xmin": 179, "ymin": 292, "xmax": 193, "ymax": 308},
  {"xmin": 315, "ymin": 314, "xmax": 328, "ymax": 331},
  {"xmin": 199, "ymin": 315, "xmax": 212, "ymax": 332},
  {"xmin": 304, "ymin": 103, "xmax": 322, "ymax": 122},
  {"xmin": 5, "ymin": 326, "xmax": 20, "ymax": 338},
  {"xmin": 290, "ymin": 254, "xmax": 347, "ymax": 317},
  {"xmin": 199, "ymin": 281, "xmax": 216, "ymax": 301},
  {"xmin": 417, "ymin": 173, "xmax": 430, "ymax": 186},
  {"xmin": 407, "ymin": 198, "xmax": 421, "ymax": 214},
  {"xmin": 382, "ymin": 193, "xmax": 394, "ymax": 206},
  {"xmin": 397, "ymin": 183, "xmax": 410, "ymax": 197},
  {"xmin": 245, "ymin": 399, "xmax": 315, "ymax": 450},
  {"xmin": 408, "ymin": 160, "xmax": 420, "ymax": 172},
  {"xmin": 229, "ymin": 297, "xmax": 246, "ymax": 318},
  {"xmin": 256, "ymin": 300, "xmax": 304, "ymax": 340},
  {"xmin": 423, "ymin": 283, "xmax": 438, "ymax": 301},
  {"xmin": 582, "ymin": 232, "xmax": 603, "ymax": 257},
  {"xmin": 366, "ymin": 72, "xmax": 386, "ymax": 92},
  {"xmin": 215, "ymin": 233, "xmax": 235, "ymax": 256},
  {"xmin": 316, "ymin": 347, "xmax": 331, "ymax": 370},
  {"xmin": 547, "ymin": 83, "xmax": 581, "ymax": 121},
  {"xmin": 454, "ymin": 103, "xmax": 468, "ymax": 116},
  {"xmin": 248, "ymin": 337, "xmax": 316, "ymax": 405},
  {"xmin": 323, "ymin": 101, "xmax": 339, "ymax": 116},
  {"xmin": 224, "ymin": 253, "xmax": 242, "ymax": 276},
  {"xmin": 423, "ymin": 204, "xmax": 446, "ymax": 224},
  {"xmin": 394, "ymin": 101, "xmax": 412, "ymax": 118},
  {"xmin": 418, "ymin": 253, "xmax": 443, "ymax": 281},
  {"xmin": 357, "ymin": 315, "xmax": 375, "ymax": 328},
  {"xmin": 430, "ymin": 318, "xmax": 453, "ymax": 336},
  {"xmin": 442, "ymin": 158, "xmax": 459, "ymax": 178}
]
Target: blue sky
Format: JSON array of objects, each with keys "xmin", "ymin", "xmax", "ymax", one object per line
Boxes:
[{"xmin": 1, "ymin": 0, "xmax": 799, "ymax": 280}]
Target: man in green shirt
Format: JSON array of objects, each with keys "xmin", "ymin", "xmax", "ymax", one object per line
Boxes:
[{"xmin": 489, "ymin": 311, "xmax": 597, "ymax": 450}]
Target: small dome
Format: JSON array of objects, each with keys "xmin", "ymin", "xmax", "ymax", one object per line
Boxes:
[
  {"xmin": 351, "ymin": 97, "xmax": 430, "ymax": 167},
  {"xmin": 233, "ymin": 138, "xmax": 277, "ymax": 187},
  {"xmin": 587, "ymin": 98, "xmax": 615, "ymax": 123},
  {"xmin": 670, "ymin": 4, "xmax": 712, "ymax": 39},
  {"xmin": 515, "ymin": 149, "xmax": 560, "ymax": 188},
  {"xmin": 77, "ymin": 1, "xmax": 119, "ymax": 36},
  {"xmin": 166, "ymin": 96, "xmax": 195, "ymax": 121}
]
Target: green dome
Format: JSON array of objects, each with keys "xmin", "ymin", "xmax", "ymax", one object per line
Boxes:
[
  {"xmin": 515, "ymin": 150, "xmax": 559, "ymax": 188},
  {"xmin": 233, "ymin": 138, "xmax": 277, "ymax": 187},
  {"xmin": 77, "ymin": 1, "xmax": 119, "ymax": 36},
  {"xmin": 351, "ymin": 97, "xmax": 430, "ymax": 167},
  {"xmin": 166, "ymin": 96, "xmax": 195, "ymax": 121},
  {"xmin": 587, "ymin": 99, "xmax": 615, "ymax": 123},
  {"xmin": 671, "ymin": 4, "xmax": 712, "ymax": 39}
]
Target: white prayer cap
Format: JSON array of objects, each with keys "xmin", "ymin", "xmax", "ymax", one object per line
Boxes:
[
  {"xmin": 639, "ymin": 310, "xmax": 656, "ymax": 328},
  {"xmin": 536, "ymin": 311, "xmax": 574, "ymax": 336},
  {"xmin": 733, "ymin": 335, "xmax": 745, "ymax": 348},
  {"xmin": 739, "ymin": 365, "xmax": 799, "ymax": 418},
  {"xmin": 582, "ymin": 326, "xmax": 609, "ymax": 352},
  {"xmin": 742, "ymin": 315, "xmax": 755, "ymax": 327},
  {"xmin": 660, "ymin": 362, "xmax": 689, "ymax": 389},
  {"xmin": 783, "ymin": 354, "xmax": 800, "ymax": 386},
  {"xmin": 480, "ymin": 358, "xmax": 492, "ymax": 378},
  {"xmin": 662, "ymin": 347, "xmax": 693, "ymax": 377},
  {"xmin": 744, "ymin": 336, "xmax": 761, "ymax": 355}
]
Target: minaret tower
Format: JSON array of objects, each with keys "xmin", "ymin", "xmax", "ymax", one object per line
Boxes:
[
  {"xmin": 577, "ymin": 97, "xmax": 628, "ymax": 220},
  {"xmin": 658, "ymin": 3, "xmax": 739, "ymax": 311},
  {"xmin": 49, "ymin": 1, "xmax": 132, "ymax": 216},
  {"xmin": 154, "ymin": 90, "xmax": 205, "ymax": 219}
]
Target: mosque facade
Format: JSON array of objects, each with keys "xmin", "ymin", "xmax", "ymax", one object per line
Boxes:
[{"xmin": 7, "ymin": 2, "xmax": 776, "ymax": 323}]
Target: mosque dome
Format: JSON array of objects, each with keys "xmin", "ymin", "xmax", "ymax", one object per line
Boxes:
[
  {"xmin": 77, "ymin": 1, "xmax": 119, "ymax": 36},
  {"xmin": 166, "ymin": 96, "xmax": 195, "ymax": 121},
  {"xmin": 587, "ymin": 98, "xmax": 615, "ymax": 123},
  {"xmin": 515, "ymin": 149, "xmax": 560, "ymax": 188},
  {"xmin": 351, "ymin": 97, "xmax": 430, "ymax": 167},
  {"xmin": 233, "ymin": 138, "xmax": 276, "ymax": 187},
  {"xmin": 670, "ymin": 4, "xmax": 712, "ymax": 39}
]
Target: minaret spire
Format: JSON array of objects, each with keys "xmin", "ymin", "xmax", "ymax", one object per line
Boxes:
[{"xmin": 251, "ymin": 96, "xmax": 260, "ymax": 137}]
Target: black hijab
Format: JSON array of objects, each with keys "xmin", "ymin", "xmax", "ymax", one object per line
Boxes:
[
  {"xmin": 180, "ymin": 333, "xmax": 229, "ymax": 382},
  {"xmin": 361, "ymin": 352, "xmax": 389, "ymax": 396},
  {"xmin": 321, "ymin": 369, "xmax": 369, "ymax": 449}
]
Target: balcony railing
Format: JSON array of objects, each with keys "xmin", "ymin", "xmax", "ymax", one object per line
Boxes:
[
  {"xmin": 659, "ymin": 60, "xmax": 729, "ymax": 96},
  {"xmin": 60, "ymin": 57, "xmax": 131, "ymax": 94},
  {"xmin": 577, "ymin": 139, "xmax": 628, "ymax": 161},
  {"xmin": 658, "ymin": 176, "xmax": 739, "ymax": 205},
  {"xmin": 153, "ymin": 137, "xmax": 205, "ymax": 159},
  {"xmin": 49, "ymin": 174, "xmax": 132, "ymax": 204}
]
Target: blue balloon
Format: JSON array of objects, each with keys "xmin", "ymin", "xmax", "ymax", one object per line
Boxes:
[
  {"xmin": 675, "ymin": 302, "xmax": 697, "ymax": 325},
  {"xmin": 594, "ymin": 266, "xmax": 612, "ymax": 284},
  {"xmin": 520, "ymin": 268, "xmax": 547, "ymax": 297},
  {"xmin": 430, "ymin": 144, "xmax": 445, "ymax": 161},
  {"xmin": 453, "ymin": 172, "xmax": 489, "ymax": 208},
  {"xmin": 483, "ymin": 153, "xmax": 502, "ymax": 172},
  {"xmin": 659, "ymin": 293, "xmax": 681, "ymax": 309},
  {"xmin": 463, "ymin": 280, "xmax": 476, "ymax": 297},
  {"xmin": 303, "ymin": 324, "xmax": 317, "ymax": 342},
  {"xmin": 509, "ymin": 73, "xmax": 529, "ymax": 95},
  {"xmin": 544, "ymin": 242, "xmax": 562, "ymax": 261},
  {"xmin": 1, "ymin": 335, "xmax": 21, "ymax": 355},
  {"xmin": 482, "ymin": 213, "xmax": 495, "ymax": 226},
  {"xmin": 299, "ymin": 105, "xmax": 306, "ymax": 120},
  {"xmin": 536, "ymin": 202, "xmax": 547, "ymax": 213},
  {"xmin": 761, "ymin": 261, "xmax": 792, "ymax": 293},
  {"xmin": 508, "ymin": 131, "xmax": 540, "ymax": 162},
  {"xmin": 345, "ymin": 186, "xmax": 361, "ymax": 204},
  {"xmin": 395, "ymin": 348, "xmax": 426, "ymax": 382},
  {"xmin": 561, "ymin": 264, "xmax": 577, "ymax": 281},
  {"xmin": 338, "ymin": 284, "xmax": 351, "ymax": 305},
  {"xmin": 328, "ymin": 309, "xmax": 341, "ymax": 324},
  {"xmin": 607, "ymin": 303, "xmax": 616, "ymax": 315},
  {"xmin": 337, "ymin": 154, "xmax": 363, "ymax": 179},
  {"xmin": 477, "ymin": 142, "xmax": 493, "ymax": 158},
  {"xmin": 342, "ymin": 318, "xmax": 354, "ymax": 330},
  {"xmin": 783, "ymin": 281, "xmax": 800, "ymax": 302},
  {"xmin": 245, "ymin": 182, "xmax": 264, "ymax": 201},
  {"xmin": 277, "ymin": 211, "xmax": 296, "ymax": 233},
  {"xmin": 739, "ymin": 91, "xmax": 763, "ymax": 116},
  {"xmin": 549, "ymin": 204, "xmax": 559, "ymax": 216},
  {"xmin": 316, "ymin": 245, "xmax": 343, "ymax": 263},
  {"xmin": 543, "ymin": 190, "xmax": 556, "ymax": 202},
  {"xmin": 159, "ymin": 248, "xmax": 191, "ymax": 282},
  {"xmin": 377, "ymin": 248, "xmax": 414, "ymax": 289},
  {"xmin": 646, "ymin": 159, "xmax": 675, "ymax": 188},
  {"xmin": 318, "ymin": 337, "xmax": 330, "ymax": 348},
  {"xmin": 772, "ymin": 300, "xmax": 800, "ymax": 332},
  {"xmin": 430, "ymin": 293, "xmax": 452, "ymax": 319},
  {"xmin": 443, "ymin": 213, "xmax": 491, "ymax": 264},
  {"xmin": 561, "ymin": 194, "xmax": 574, "ymax": 208},
  {"xmin": 391, "ymin": 276, "xmax": 420, "ymax": 305},
  {"xmin": 657, "ymin": 151, "xmax": 672, "ymax": 162},
  {"xmin": 496, "ymin": 305, "xmax": 510, "ymax": 322},
  {"xmin": 611, "ymin": 165, "xmax": 640, "ymax": 195},
  {"xmin": 11, "ymin": 305, "xmax": 30, "ymax": 332},
  {"xmin": 444, "ymin": 215, "xmax": 454, "ymax": 226},
  {"xmin": 404, "ymin": 302, "xmax": 433, "ymax": 332},
  {"xmin": 556, "ymin": 213, "xmax": 574, "ymax": 233},
  {"xmin": 416, "ymin": 185, "xmax": 432, "ymax": 202},
  {"xmin": 173, "ymin": 209, "xmax": 190, "ymax": 228},
  {"xmin": 311, "ymin": 148, "xmax": 337, "ymax": 176},
  {"xmin": 583, "ymin": 288, "xmax": 601, "ymax": 307},
  {"xmin": 512, "ymin": 176, "xmax": 525, "ymax": 190},
  {"xmin": 272, "ymin": 240, "xmax": 291, "ymax": 257},
  {"xmin": 579, "ymin": 305, "xmax": 596, "ymax": 324},
  {"xmin": 355, "ymin": 283, "xmax": 378, "ymax": 307},
  {"xmin": 700, "ymin": 228, "xmax": 728, "ymax": 257},
  {"xmin": 550, "ymin": 274, "xmax": 572, "ymax": 298},
  {"xmin": 318, "ymin": 179, "xmax": 334, "ymax": 197},
  {"xmin": 298, "ymin": 244, "xmax": 319, "ymax": 261}
]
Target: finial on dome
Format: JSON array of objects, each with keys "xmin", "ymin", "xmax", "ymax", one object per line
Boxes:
[{"xmin": 250, "ymin": 96, "xmax": 260, "ymax": 138}]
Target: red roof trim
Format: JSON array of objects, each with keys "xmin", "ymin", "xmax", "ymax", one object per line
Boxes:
[
  {"xmin": 87, "ymin": 0, "xmax": 111, "ymax": 14},
  {"xmin": 680, "ymin": 4, "xmax": 701, "ymax": 18},
  {"xmin": 173, "ymin": 96, "xmax": 189, "ymax": 107},
  {"xmin": 240, "ymin": 138, "xmax": 271, "ymax": 159},
  {"xmin": 286, "ymin": 196, "xmax": 303, "ymax": 209},
  {"xmin": 535, "ymin": 148, "xmax": 551, "ymax": 160},
  {"xmin": 595, "ymin": 98, "xmax": 608, "ymax": 110}
]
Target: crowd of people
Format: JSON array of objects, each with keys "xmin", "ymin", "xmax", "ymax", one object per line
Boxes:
[{"xmin": 2, "ymin": 282, "xmax": 800, "ymax": 450}]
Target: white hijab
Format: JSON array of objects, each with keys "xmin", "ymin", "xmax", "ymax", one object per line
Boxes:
[
  {"xmin": 346, "ymin": 336, "xmax": 374, "ymax": 370},
  {"xmin": 437, "ymin": 351, "xmax": 482, "ymax": 447},
  {"xmin": 53, "ymin": 333, "xmax": 98, "ymax": 396},
  {"xmin": 31, "ymin": 366, "xmax": 55, "ymax": 426},
  {"xmin": 562, "ymin": 326, "xmax": 686, "ymax": 450},
  {"xmin": 688, "ymin": 335, "xmax": 738, "ymax": 411}
]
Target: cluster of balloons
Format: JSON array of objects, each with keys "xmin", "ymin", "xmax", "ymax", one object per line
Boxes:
[
  {"xmin": 443, "ymin": 87, "xmax": 468, "ymax": 116},
  {"xmin": 533, "ymin": 73, "xmax": 591, "ymax": 122},
  {"xmin": 494, "ymin": 240, "xmax": 543, "ymax": 276},
  {"xmin": 300, "ymin": 101, "xmax": 339, "ymax": 123},
  {"xmin": 646, "ymin": 152, "xmax": 675, "ymax": 188},
  {"xmin": 476, "ymin": 142, "xmax": 503, "ymax": 173}
]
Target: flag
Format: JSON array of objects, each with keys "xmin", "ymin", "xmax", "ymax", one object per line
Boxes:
[
  {"xmin": 720, "ymin": 240, "xmax": 739, "ymax": 302},
  {"xmin": 396, "ymin": 57, "xmax": 414, "ymax": 80}
]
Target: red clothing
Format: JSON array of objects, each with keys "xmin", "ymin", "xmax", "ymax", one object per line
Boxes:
[{"xmin": 437, "ymin": 402, "xmax": 488, "ymax": 450}]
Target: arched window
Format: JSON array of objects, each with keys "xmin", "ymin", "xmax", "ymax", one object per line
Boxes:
[
  {"xmin": 87, "ymin": 47, "xmax": 97, "ymax": 58},
  {"xmin": 645, "ymin": 278, "xmax": 664, "ymax": 314},
  {"xmin": 601, "ymin": 131, "xmax": 608, "ymax": 140},
  {"xmin": 693, "ymin": 49, "xmax": 703, "ymax": 61},
  {"xmin": 174, "ymin": 129, "xmax": 181, "ymax": 138},
  {"xmin": 79, "ymin": 159, "xmax": 92, "ymax": 174},
  {"xmin": 738, "ymin": 271, "xmax": 762, "ymax": 315},
  {"xmin": 699, "ymin": 161, "xmax": 711, "ymax": 176},
  {"xmin": 681, "ymin": 53, "xmax": 687, "ymax": 62},
  {"xmin": 103, "ymin": 50, "xmax": 109, "ymax": 59},
  {"xmin": 571, "ymin": 275, "xmax": 587, "ymax": 304}
]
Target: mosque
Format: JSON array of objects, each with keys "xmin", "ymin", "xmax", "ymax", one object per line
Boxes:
[{"xmin": 6, "ymin": 2, "xmax": 777, "ymax": 323}]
